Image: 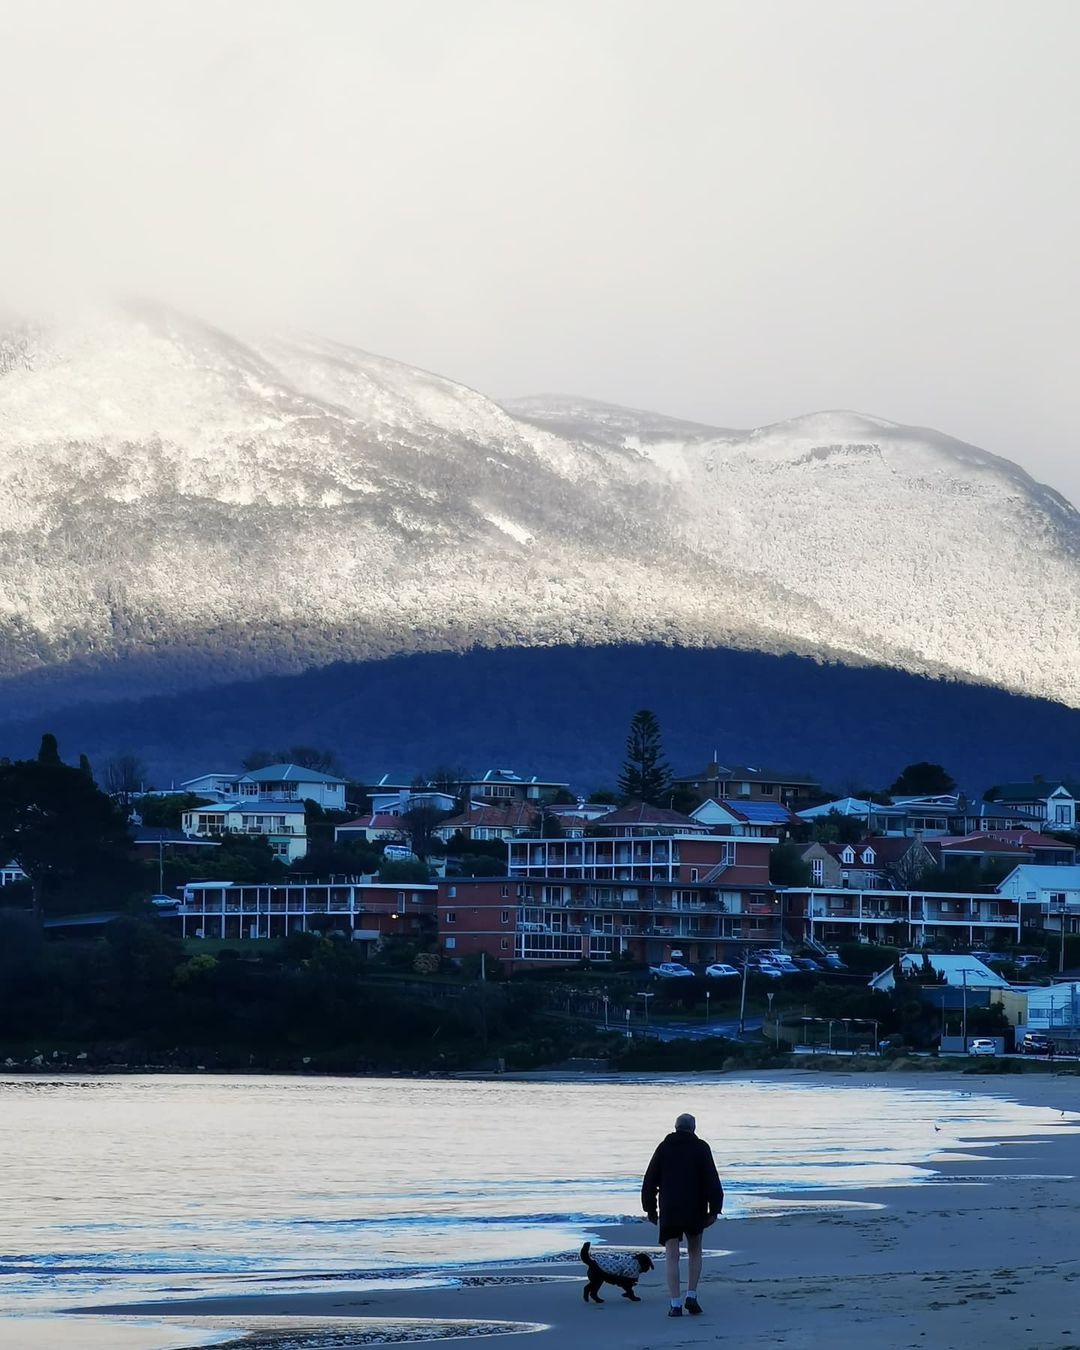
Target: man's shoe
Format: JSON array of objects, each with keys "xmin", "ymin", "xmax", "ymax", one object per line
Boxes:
[
  {"xmin": 684, "ymin": 1296, "xmax": 703, "ymax": 1315},
  {"xmin": 667, "ymin": 1305, "xmax": 683, "ymax": 1317}
]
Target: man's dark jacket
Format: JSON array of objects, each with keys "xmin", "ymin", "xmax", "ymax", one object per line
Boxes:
[{"xmin": 641, "ymin": 1131, "xmax": 725, "ymax": 1231}]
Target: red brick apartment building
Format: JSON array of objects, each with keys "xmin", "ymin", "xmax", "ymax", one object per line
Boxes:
[{"xmin": 439, "ymin": 806, "xmax": 784, "ymax": 971}]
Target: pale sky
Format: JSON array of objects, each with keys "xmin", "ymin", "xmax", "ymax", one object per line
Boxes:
[{"xmin": 2, "ymin": 1, "xmax": 1078, "ymax": 499}]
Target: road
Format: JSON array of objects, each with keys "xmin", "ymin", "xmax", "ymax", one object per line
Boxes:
[{"xmin": 602, "ymin": 1016, "xmax": 764, "ymax": 1042}]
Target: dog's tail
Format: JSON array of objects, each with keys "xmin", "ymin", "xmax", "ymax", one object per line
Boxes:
[{"xmin": 579, "ymin": 1241, "xmax": 591, "ymax": 1263}]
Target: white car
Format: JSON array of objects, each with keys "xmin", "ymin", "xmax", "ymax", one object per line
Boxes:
[
  {"xmin": 649, "ymin": 962, "xmax": 695, "ymax": 979},
  {"xmin": 149, "ymin": 894, "xmax": 178, "ymax": 908},
  {"xmin": 967, "ymin": 1038, "xmax": 997, "ymax": 1057},
  {"xmin": 704, "ymin": 963, "xmax": 741, "ymax": 979}
]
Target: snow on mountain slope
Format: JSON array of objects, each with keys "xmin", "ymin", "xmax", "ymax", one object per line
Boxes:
[{"xmin": 0, "ymin": 303, "xmax": 1077, "ymax": 715}]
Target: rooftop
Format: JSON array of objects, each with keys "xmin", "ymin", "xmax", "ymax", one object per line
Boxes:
[
  {"xmin": 675, "ymin": 762, "xmax": 819, "ymax": 786},
  {"xmin": 238, "ymin": 764, "xmax": 348, "ymax": 785}
]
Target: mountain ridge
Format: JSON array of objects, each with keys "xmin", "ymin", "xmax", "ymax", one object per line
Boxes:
[
  {"xmin": 3, "ymin": 644, "xmax": 1079, "ymax": 792},
  {"xmin": 0, "ymin": 302, "xmax": 1078, "ymax": 723}
]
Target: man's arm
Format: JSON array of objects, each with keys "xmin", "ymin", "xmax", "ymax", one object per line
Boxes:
[
  {"xmin": 702, "ymin": 1141, "xmax": 724, "ymax": 1215},
  {"xmin": 641, "ymin": 1145, "xmax": 662, "ymax": 1221}
]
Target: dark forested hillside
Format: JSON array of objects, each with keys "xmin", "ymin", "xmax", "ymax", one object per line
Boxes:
[{"xmin": 0, "ymin": 643, "xmax": 1077, "ymax": 793}]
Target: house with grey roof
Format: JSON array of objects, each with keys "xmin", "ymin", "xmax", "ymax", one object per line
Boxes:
[
  {"xmin": 674, "ymin": 760, "xmax": 820, "ymax": 808},
  {"xmin": 182, "ymin": 763, "xmax": 348, "ymax": 810},
  {"xmin": 869, "ymin": 953, "xmax": 1010, "ymax": 992},
  {"xmin": 984, "ymin": 781, "xmax": 1079, "ymax": 831}
]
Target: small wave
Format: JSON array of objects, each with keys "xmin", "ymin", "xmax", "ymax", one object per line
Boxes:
[{"xmin": 291, "ymin": 1211, "xmax": 621, "ymax": 1230}]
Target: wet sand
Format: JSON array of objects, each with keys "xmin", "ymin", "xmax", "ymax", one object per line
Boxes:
[{"xmin": 20, "ymin": 1070, "xmax": 1080, "ymax": 1350}]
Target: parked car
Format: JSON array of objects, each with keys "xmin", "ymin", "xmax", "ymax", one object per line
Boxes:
[
  {"xmin": 967, "ymin": 1038, "xmax": 997, "ymax": 1057},
  {"xmin": 792, "ymin": 957, "xmax": 822, "ymax": 972},
  {"xmin": 1020, "ymin": 1033, "xmax": 1055, "ymax": 1055},
  {"xmin": 649, "ymin": 962, "xmax": 694, "ymax": 979},
  {"xmin": 704, "ymin": 963, "xmax": 741, "ymax": 980},
  {"xmin": 821, "ymin": 953, "xmax": 848, "ymax": 970},
  {"xmin": 754, "ymin": 962, "xmax": 785, "ymax": 979},
  {"xmin": 1014, "ymin": 954, "xmax": 1047, "ymax": 969},
  {"xmin": 758, "ymin": 950, "xmax": 800, "ymax": 972},
  {"xmin": 149, "ymin": 894, "xmax": 178, "ymax": 908}
]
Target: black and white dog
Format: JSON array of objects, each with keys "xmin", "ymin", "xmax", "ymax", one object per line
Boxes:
[{"xmin": 580, "ymin": 1240, "xmax": 654, "ymax": 1303}]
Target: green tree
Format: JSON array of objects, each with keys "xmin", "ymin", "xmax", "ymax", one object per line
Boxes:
[
  {"xmin": 617, "ymin": 710, "xmax": 671, "ymax": 806},
  {"xmin": 377, "ymin": 858, "xmax": 432, "ymax": 882},
  {"xmin": 37, "ymin": 733, "xmax": 61, "ymax": 767},
  {"xmin": 452, "ymin": 853, "xmax": 507, "ymax": 877},
  {"xmin": 0, "ymin": 751, "xmax": 144, "ymax": 918},
  {"xmin": 888, "ymin": 762, "xmax": 956, "ymax": 796},
  {"xmin": 811, "ymin": 810, "xmax": 865, "ymax": 846},
  {"xmin": 536, "ymin": 808, "xmax": 565, "ymax": 838},
  {"xmin": 769, "ymin": 843, "xmax": 812, "ymax": 886},
  {"xmin": 133, "ymin": 792, "xmax": 210, "ymax": 830}
]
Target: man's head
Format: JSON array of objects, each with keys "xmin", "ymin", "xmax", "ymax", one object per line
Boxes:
[{"xmin": 674, "ymin": 1112, "xmax": 696, "ymax": 1133}]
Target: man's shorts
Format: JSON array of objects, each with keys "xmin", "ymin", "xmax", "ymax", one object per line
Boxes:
[{"xmin": 658, "ymin": 1222, "xmax": 704, "ymax": 1244}]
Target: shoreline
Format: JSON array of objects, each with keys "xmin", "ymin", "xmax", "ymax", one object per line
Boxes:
[{"xmin": 32, "ymin": 1070, "xmax": 1080, "ymax": 1350}]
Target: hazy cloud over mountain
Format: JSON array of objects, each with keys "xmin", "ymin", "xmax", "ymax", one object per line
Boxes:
[{"xmin": 2, "ymin": 1, "xmax": 1077, "ymax": 499}]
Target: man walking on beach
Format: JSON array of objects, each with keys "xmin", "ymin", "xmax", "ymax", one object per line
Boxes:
[{"xmin": 641, "ymin": 1112, "xmax": 724, "ymax": 1318}]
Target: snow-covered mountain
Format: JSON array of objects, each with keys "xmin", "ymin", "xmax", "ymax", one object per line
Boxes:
[{"xmin": 1, "ymin": 302, "xmax": 1078, "ymax": 719}]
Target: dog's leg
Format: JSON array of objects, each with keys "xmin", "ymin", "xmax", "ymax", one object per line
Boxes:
[
  {"xmin": 586, "ymin": 1276, "xmax": 604, "ymax": 1304},
  {"xmin": 622, "ymin": 1286, "xmax": 641, "ymax": 1301}
]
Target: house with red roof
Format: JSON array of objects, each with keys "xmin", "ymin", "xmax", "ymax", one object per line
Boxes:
[
  {"xmin": 334, "ymin": 813, "xmax": 410, "ymax": 845},
  {"xmin": 933, "ymin": 831, "xmax": 1076, "ymax": 873}
]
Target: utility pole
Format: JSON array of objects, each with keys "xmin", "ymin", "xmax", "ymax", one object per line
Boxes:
[
  {"xmin": 738, "ymin": 953, "xmax": 749, "ymax": 1036},
  {"xmin": 961, "ymin": 968, "xmax": 968, "ymax": 1048},
  {"xmin": 479, "ymin": 950, "xmax": 488, "ymax": 1052}
]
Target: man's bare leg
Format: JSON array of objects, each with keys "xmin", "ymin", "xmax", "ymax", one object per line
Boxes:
[
  {"xmin": 686, "ymin": 1232, "xmax": 703, "ymax": 1295},
  {"xmin": 664, "ymin": 1237, "xmax": 682, "ymax": 1300}
]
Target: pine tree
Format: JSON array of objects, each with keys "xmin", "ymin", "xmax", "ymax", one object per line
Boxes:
[
  {"xmin": 617, "ymin": 709, "xmax": 672, "ymax": 806},
  {"xmin": 37, "ymin": 733, "xmax": 61, "ymax": 766}
]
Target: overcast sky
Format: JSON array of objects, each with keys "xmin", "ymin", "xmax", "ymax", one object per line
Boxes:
[{"xmin": 2, "ymin": 1, "xmax": 1077, "ymax": 498}]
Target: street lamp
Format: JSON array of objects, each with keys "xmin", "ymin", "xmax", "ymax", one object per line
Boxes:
[
  {"xmin": 624, "ymin": 1007, "xmax": 632, "ymax": 1039},
  {"xmin": 602, "ymin": 993, "xmax": 610, "ymax": 1029},
  {"xmin": 637, "ymin": 991, "xmax": 654, "ymax": 1027},
  {"xmin": 705, "ymin": 989, "xmax": 711, "ymax": 1024},
  {"xmin": 766, "ymin": 990, "xmax": 776, "ymax": 1047}
]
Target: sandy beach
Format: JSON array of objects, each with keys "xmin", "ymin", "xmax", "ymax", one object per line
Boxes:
[{"xmin": 49, "ymin": 1069, "xmax": 1080, "ymax": 1350}]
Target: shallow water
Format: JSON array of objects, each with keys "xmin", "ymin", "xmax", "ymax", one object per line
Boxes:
[{"xmin": 0, "ymin": 1072, "xmax": 1070, "ymax": 1318}]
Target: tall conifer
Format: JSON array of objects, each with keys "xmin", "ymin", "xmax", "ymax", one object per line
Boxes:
[{"xmin": 617, "ymin": 709, "xmax": 672, "ymax": 805}]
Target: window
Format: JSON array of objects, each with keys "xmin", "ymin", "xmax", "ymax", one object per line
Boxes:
[
  {"xmin": 447, "ymin": 886, "xmax": 457, "ymax": 898},
  {"xmin": 841, "ymin": 847, "xmax": 855, "ymax": 864},
  {"xmin": 445, "ymin": 911, "xmax": 457, "ymax": 923},
  {"xmin": 1056, "ymin": 805, "xmax": 1072, "ymax": 824},
  {"xmin": 271, "ymin": 841, "xmax": 290, "ymax": 858},
  {"xmin": 445, "ymin": 937, "xmax": 456, "ymax": 950},
  {"xmin": 500, "ymin": 886, "xmax": 509, "ymax": 898},
  {"xmin": 761, "ymin": 783, "xmax": 775, "ymax": 795},
  {"xmin": 690, "ymin": 868, "xmax": 699, "ymax": 882},
  {"xmin": 861, "ymin": 849, "xmax": 876, "ymax": 864},
  {"xmin": 500, "ymin": 938, "xmax": 509, "ymax": 951},
  {"xmin": 811, "ymin": 858, "xmax": 824, "ymax": 885},
  {"xmin": 501, "ymin": 910, "xmax": 510, "ymax": 924}
]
